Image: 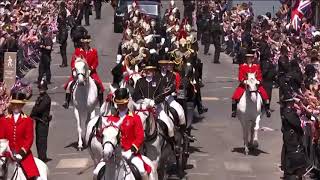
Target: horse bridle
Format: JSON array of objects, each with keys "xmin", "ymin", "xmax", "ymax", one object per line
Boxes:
[
  {"xmin": 102, "ymin": 122, "xmax": 121, "ymax": 153},
  {"xmin": 0, "ymin": 157, "xmax": 7, "ymax": 179}
]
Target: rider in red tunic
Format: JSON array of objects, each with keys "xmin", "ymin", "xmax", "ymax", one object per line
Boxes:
[
  {"xmin": 0, "ymin": 92, "xmax": 40, "ymax": 180},
  {"xmin": 62, "ymin": 35, "xmax": 105, "ymax": 109},
  {"xmin": 231, "ymin": 53, "xmax": 271, "ymax": 118},
  {"xmin": 99, "ymin": 88, "xmax": 151, "ymax": 179}
]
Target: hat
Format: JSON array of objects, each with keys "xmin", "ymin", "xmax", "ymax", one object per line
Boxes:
[
  {"xmin": 38, "ymin": 79, "xmax": 48, "ymax": 91},
  {"xmin": 80, "ymin": 35, "xmax": 92, "ymax": 43},
  {"xmin": 114, "ymin": 88, "xmax": 129, "ymax": 104},
  {"xmin": 158, "ymin": 59, "xmax": 174, "ymax": 64},
  {"xmin": 10, "ymin": 92, "xmax": 27, "ymax": 104},
  {"xmin": 143, "ymin": 61, "xmax": 157, "ymax": 70},
  {"xmin": 245, "ymin": 49, "xmax": 255, "ymax": 57}
]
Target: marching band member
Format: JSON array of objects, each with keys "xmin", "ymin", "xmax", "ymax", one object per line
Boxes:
[
  {"xmin": 62, "ymin": 35, "xmax": 105, "ymax": 109},
  {"xmin": 231, "ymin": 52, "xmax": 271, "ymax": 118},
  {"xmin": 0, "ymin": 91, "xmax": 41, "ymax": 180}
]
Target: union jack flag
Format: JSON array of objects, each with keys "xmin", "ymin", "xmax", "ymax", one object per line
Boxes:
[{"xmin": 291, "ymin": 0, "xmax": 312, "ymax": 30}]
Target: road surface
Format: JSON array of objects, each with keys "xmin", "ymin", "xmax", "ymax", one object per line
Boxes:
[{"xmin": 23, "ymin": 2, "xmax": 283, "ymax": 180}]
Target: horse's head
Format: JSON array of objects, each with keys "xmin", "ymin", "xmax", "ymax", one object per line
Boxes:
[
  {"xmin": 102, "ymin": 120, "xmax": 121, "ymax": 161},
  {"xmin": 0, "ymin": 139, "xmax": 10, "ymax": 178},
  {"xmin": 246, "ymin": 73, "xmax": 259, "ymax": 92},
  {"xmin": 73, "ymin": 56, "xmax": 90, "ymax": 86},
  {"xmin": 246, "ymin": 73, "xmax": 259, "ymax": 102}
]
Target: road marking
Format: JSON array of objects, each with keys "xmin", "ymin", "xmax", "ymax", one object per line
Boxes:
[
  {"xmin": 192, "ymin": 153, "xmax": 210, "ymax": 157},
  {"xmin": 260, "ymin": 126, "xmax": 276, "ymax": 131},
  {"xmin": 53, "ymin": 75, "xmax": 70, "ymax": 78},
  {"xmin": 57, "ymin": 152, "xmax": 85, "ymax": 156},
  {"xmin": 222, "ymin": 86, "xmax": 232, "ymax": 89},
  {"xmin": 189, "ymin": 159, "xmax": 197, "ymax": 168},
  {"xmin": 56, "ymin": 158, "xmax": 89, "ymax": 169},
  {"xmin": 202, "ymin": 97, "xmax": 220, "ymax": 101},
  {"xmin": 25, "ymin": 101, "xmax": 59, "ymax": 106},
  {"xmin": 224, "ymin": 162, "xmax": 253, "ymax": 172},
  {"xmin": 187, "ymin": 172, "xmax": 210, "ymax": 176},
  {"xmin": 50, "ymin": 172, "xmax": 69, "ymax": 175}
]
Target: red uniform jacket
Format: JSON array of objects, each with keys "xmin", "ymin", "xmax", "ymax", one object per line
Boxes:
[
  {"xmin": 106, "ymin": 112, "xmax": 144, "ymax": 151},
  {"xmin": 238, "ymin": 63, "xmax": 262, "ymax": 82},
  {"xmin": 66, "ymin": 47, "xmax": 105, "ymax": 91},
  {"xmin": 0, "ymin": 113, "xmax": 40, "ymax": 179},
  {"xmin": 71, "ymin": 48, "xmax": 99, "ymax": 71},
  {"xmin": 174, "ymin": 72, "xmax": 181, "ymax": 92}
]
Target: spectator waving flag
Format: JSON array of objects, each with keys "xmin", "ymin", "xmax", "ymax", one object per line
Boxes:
[{"xmin": 291, "ymin": 0, "xmax": 312, "ymax": 30}]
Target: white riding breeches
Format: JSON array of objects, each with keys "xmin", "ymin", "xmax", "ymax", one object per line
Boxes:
[
  {"xmin": 166, "ymin": 96, "xmax": 186, "ymax": 126},
  {"xmin": 156, "ymin": 105, "xmax": 175, "ymax": 137},
  {"xmin": 131, "ymin": 156, "xmax": 146, "ymax": 174}
]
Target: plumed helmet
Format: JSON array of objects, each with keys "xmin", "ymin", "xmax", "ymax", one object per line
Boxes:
[{"xmin": 114, "ymin": 88, "xmax": 129, "ymax": 104}]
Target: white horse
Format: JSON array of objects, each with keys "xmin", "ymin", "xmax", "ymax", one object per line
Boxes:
[
  {"xmin": 237, "ymin": 73, "xmax": 263, "ymax": 155},
  {"xmin": 72, "ymin": 57, "xmax": 99, "ymax": 151},
  {"xmin": 0, "ymin": 139, "xmax": 49, "ymax": 180},
  {"xmin": 94, "ymin": 118, "xmax": 158, "ymax": 180}
]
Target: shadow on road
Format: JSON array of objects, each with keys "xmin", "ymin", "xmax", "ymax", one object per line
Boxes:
[
  {"xmin": 64, "ymin": 141, "xmax": 88, "ymax": 150},
  {"xmin": 231, "ymin": 147, "xmax": 269, "ymax": 156},
  {"xmin": 189, "ymin": 145, "xmax": 206, "ymax": 154}
]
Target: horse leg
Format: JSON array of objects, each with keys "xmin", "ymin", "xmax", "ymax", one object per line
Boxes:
[
  {"xmin": 253, "ymin": 115, "xmax": 261, "ymax": 148},
  {"xmin": 74, "ymin": 108, "xmax": 83, "ymax": 151},
  {"xmin": 240, "ymin": 118, "xmax": 249, "ymax": 155}
]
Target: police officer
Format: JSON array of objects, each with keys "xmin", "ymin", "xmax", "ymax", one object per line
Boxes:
[
  {"xmin": 57, "ymin": 1, "xmax": 69, "ymax": 68},
  {"xmin": 210, "ymin": 15, "xmax": 222, "ymax": 64},
  {"xmin": 30, "ymin": 79, "xmax": 52, "ymax": 163},
  {"xmin": 83, "ymin": 0, "xmax": 92, "ymax": 26},
  {"xmin": 38, "ymin": 26, "xmax": 53, "ymax": 84},
  {"xmin": 201, "ymin": 5, "xmax": 211, "ymax": 55},
  {"xmin": 94, "ymin": 0, "xmax": 102, "ymax": 19},
  {"xmin": 280, "ymin": 93, "xmax": 307, "ymax": 180}
]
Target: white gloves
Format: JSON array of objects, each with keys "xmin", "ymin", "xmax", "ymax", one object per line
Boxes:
[
  {"xmin": 160, "ymin": 38, "xmax": 165, "ymax": 46},
  {"xmin": 144, "ymin": 98, "xmax": 155, "ymax": 108},
  {"xmin": 116, "ymin": 55, "xmax": 122, "ymax": 64},
  {"xmin": 14, "ymin": 154, "xmax": 22, "ymax": 161},
  {"xmin": 122, "ymin": 150, "xmax": 133, "ymax": 160},
  {"xmin": 149, "ymin": 49, "xmax": 157, "ymax": 54}
]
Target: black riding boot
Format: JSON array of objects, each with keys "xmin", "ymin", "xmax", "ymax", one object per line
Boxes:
[
  {"xmin": 180, "ymin": 124, "xmax": 196, "ymax": 142},
  {"xmin": 169, "ymin": 137, "xmax": 178, "ymax": 154},
  {"xmin": 231, "ymin": 100, "xmax": 237, "ymax": 118},
  {"xmin": 264, "ymin": 100, "xmax": 271, "ymax": 118},
  {"xmin": 62, "ymin": 93, "xmax": 71, "ymax": 109},
  {"xmin": 98, "ymin": 92, "xmax": 104, "ymax": 107}
]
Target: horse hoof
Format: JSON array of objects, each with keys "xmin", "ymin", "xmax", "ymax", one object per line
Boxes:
[
  {"xmin": 78, "ymin": 147, "xmax": 83, "ymax": 151},
  {"xmin": 253, "ymin": 140, "xmax": 259, "ymax": 148},
  {"xmin": 244, "ymin": 147, "xmax": 249, "ymax": 155}
]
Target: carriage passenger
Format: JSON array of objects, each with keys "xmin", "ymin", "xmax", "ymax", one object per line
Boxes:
[
  {"xmin": 231, "ymin": 52, "xmax": 271, "ymax": 118},
  {"xmin": 62, "ymin": 35, "xmax": 105, "ymax": 109}
]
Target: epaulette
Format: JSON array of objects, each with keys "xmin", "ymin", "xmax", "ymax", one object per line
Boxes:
[
  {"xmin": 128, "ymin": 111, "xmax": 134, "ymax": 117},
  {"xmin": 5, "ymin": 114, "xmax": 12, "ymax": 118},
  {"xmin": 21, "ymin": 114, "xmax": 27, "ymax": 118}
]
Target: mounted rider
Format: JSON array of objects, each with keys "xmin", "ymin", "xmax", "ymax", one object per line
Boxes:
[
  {"xmin": 62, "ymin": 34, "xmax": 105, "ymax": 109},
  {"xmin": 0, "ymin": 91, "xmax": 41, "ymax": 179},
  {"xmin": 231, "ymin": 51, "xmax": 271, "ymax": 118},
  {"xmin": 95, "ymin": 88, "xmax": 152, "ymax": 180},
  {"xmin": 132, "ymin": 61, "xmax": 177, "ymax": 151}
]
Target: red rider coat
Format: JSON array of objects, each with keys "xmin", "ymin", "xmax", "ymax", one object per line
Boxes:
[
  {"xmin": 232, "ymin": 63, "xmax": 269, "ymax": 101},
  {"xmin": 104, "ymin": 111, "xmax": 151, "ymax": 173},
  {"xmin": 0, "ymin": 113, "xmax": 40, "ymax": 179},
  {"xmin": 65, "ymin": 48, "xmax": 105, "ymax": 91}
]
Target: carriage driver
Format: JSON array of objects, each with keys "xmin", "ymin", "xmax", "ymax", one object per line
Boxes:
[
  {"xmin": 132, "ymin": 62, "xmax": 177, "ymax": 151},
  {"xmin": 231, "ymin": 52, "xmax": 271, "ymax": 118},
  {"xmin": 62, "ymin": 35, "xmax": 105, "ymax": 109},
  {"xmin": 95, "ymin": 88, "xmax": 152, "ymax": 180},
  {"xmin": 0, "ymin": 91, "xmax": 41, "ymax": 180},
  {"xmin": 158, "ymin": 59, "xmax": 186, "ymax": 132}
]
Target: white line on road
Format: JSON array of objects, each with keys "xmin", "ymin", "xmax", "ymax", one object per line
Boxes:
[
  {"xmin": 56, "ymin": 158, "xmax": 89, "ymax": 169},
  {"xmin": 192, "ymin": 153, "xmax": 210, "ymax": 157},
  {"xmin": 187, "ymin": 172, "xmax": 210, "ymax": 176},
  {"xmin": 25, "ymin": 101, "xmax": 60, "ymax": 106},
  {"xmin": 202, "ymin": 97, "xmax": 220, "ymax": 101}
]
